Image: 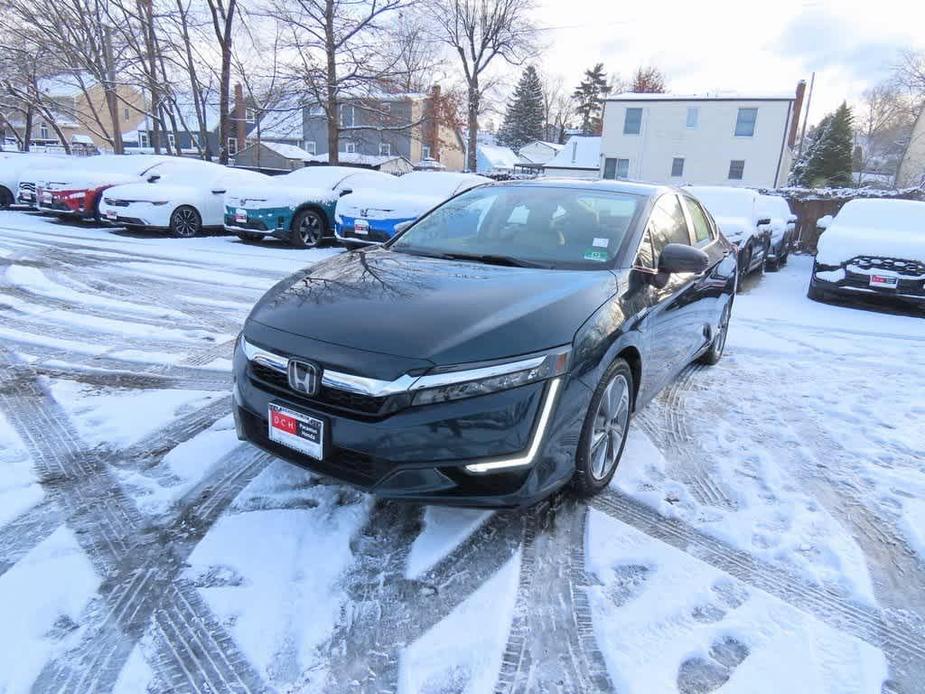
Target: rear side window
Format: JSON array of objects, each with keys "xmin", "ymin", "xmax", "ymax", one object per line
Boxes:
[
  {"xmin": 683, "ymin": 197, "xmax": 714, "ymax": 244},
  {"xmin": 648, "ymin": 194, "xmax": 691, "ymax": 255}
]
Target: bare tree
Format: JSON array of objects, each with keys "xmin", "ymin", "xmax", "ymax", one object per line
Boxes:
[
  {"xmin": 204, "ymin": 0, "xmax": 238, "ymax": 164},
  {"xmin": 267, "ymin": 0, "xmax": 410, "ymax": 164},
  {"xmin": 431, "ymin": 0, "xmax": 537, "ymax": 170},
  {"xmin": 537, "ymin": 70, "xmax": 572, "ymax": 143},
  {"xmin": 854, "ymin": 80, "xmax": 917, "ymax": 184},
  {"xmin": 895, "ymin": 49, "xmax": 925, "ymax": 97},
  {"xmin": 386, "ymin": 10, "xmax": 446, "ymax": 93},
  {"xmin": 629, "ymin": 66, "xmax": 666, "ymax": 93}
]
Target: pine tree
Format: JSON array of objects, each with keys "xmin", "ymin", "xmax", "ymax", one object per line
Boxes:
[
  {"xmin": 572, "ymin": 63, "xmax": 611, "ymax": 135},
  {"xmin": 498, "ymin": 66, "xmax": 545, "ymax": 150},
  {"xmin": 789, "ymin": 115, "xmax": 831, "ymax": 186},
  {"xmin": 802, "ymin": 103, "xmax": 855, "ymax": 187}
]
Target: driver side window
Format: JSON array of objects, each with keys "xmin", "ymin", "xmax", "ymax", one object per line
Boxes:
[{"xmin": 636, "ymin": 194, "xmax": 692, "ymax": 268}]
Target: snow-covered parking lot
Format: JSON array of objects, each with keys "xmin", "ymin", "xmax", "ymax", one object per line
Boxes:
[{"xmin": 1, "ymin": 209, "xmax": 923, "ymax": 694}]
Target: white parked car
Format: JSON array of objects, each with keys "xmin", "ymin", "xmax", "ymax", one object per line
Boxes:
[
  {"xmin": 335, "ymin": 171, "xmax": 491, "ymax": 246},
  {"xmin": 99, "ymin": 161, "xmax": 269, "ymax": 238},
  {"xmin": 34, "ymin": 154, "xmax": 172, "ymax": 220},
  {"xmin": 809, "ymin": 198, "xmax": 925, "ymax": 308},
  {"xmin": 756, "ymin": 194, "xmax": 797, "ymax": 270},
  {"xmin": 685, "ymin": 186, "xmax": 773, "ymax": 286},
  {"xmin": 0, "ymin": 152, "xmax": 71, "ymax": 208},
  {"xmin": 224, "ymin": 166, "xmax": 400, "ymax": 248}
]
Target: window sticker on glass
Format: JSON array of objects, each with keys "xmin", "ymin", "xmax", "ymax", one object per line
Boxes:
[
  {"xmin": 592, "ymin": 237, "xmax": 610, "ymax": 248},
  {"xmin": 583, "ymin": 249, "xmax": 609, "ymax": 262}
]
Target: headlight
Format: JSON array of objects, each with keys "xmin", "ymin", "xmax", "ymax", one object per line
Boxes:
[
  {"xmin": 410, "ymin": 349, "xmax": 570, "ymax": 406},
  {"xmin": 150, "ymin": 201, "xmax": 169, "ymax": 206}
]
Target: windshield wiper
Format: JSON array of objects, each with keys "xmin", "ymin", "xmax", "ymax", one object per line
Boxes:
[{"xmin": 439, "ymin": 252, "xmax": 551, "ymax": 269}]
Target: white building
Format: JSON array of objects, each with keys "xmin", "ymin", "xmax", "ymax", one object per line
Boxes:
[
  {"xmin": 518, "ymin": 141, "xmax": 564, "ymax": 165},
  {"xmin": 896, "ymin": 108, "xmax": 925, "ymax": 188},
  {"xmin": 599, "ymin": 92, "xmax": 800, "ymax": 188},
  {"xmin": 542, "ymin": 136, "xmax": 601, "ymax": 179}
]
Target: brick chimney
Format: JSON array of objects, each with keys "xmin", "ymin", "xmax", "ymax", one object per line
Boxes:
[
  {"xmin": 788, "ymin": 80, "xmax": 806, "ymax": 148},
  {"xmin": 234, "ymin": 82, "xmax": 246, "ymax": 152}
]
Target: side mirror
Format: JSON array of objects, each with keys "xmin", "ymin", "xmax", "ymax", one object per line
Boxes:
[
  {"xmin": 212, "ymin": 189, "xmax": 227, "ymax": 195},
  {"xmin": 658, "ymin": 243, "xmax": 709, "ymax": 274},
  {"xmin": 393, "ymin": 220, "xmax": 413, "ymax": 235},
  {"xmin": 816, "ymin": 214, "xmax": 833, "ymax": 230},
  {"xmin": 339, "ymin": 188, "xmax": 353, "ymax": 197},
  {"xmin": 756, "ymin": 217, "xmax": 771, "ymax": 227}
]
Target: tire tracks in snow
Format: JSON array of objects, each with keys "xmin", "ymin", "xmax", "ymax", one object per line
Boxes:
[
  {"xmin": 0, "ymin": 497, "xmax": 62, "ymax": 578},
  {"xmin": 590, "ymin": 489, "xmax": 925, "ymax": 669},
  {"xmin": 0, "ymin": 350, "xmax": 268, "ymax": 693}
]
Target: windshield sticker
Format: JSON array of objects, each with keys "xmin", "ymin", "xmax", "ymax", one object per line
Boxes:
[
  {"xmin": 583, "ymin": 249, "xmax": 609, "ymax": 262},
  {"xmin": 592, "ymin": 237, "xmax": 610, "ymax": 248}
]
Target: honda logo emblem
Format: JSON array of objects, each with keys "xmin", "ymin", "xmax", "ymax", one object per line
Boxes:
[{"xmin": 287, "ymin": 359, "xmax": 320, "ymax": 396}]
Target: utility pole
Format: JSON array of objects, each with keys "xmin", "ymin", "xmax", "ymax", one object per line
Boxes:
[
  {"xmin": 103, "ymin": 24, "xmax": 124, "ymax": 154},
  {"xmin": 797, "ymin": 71, "xmax": 815, "ymax": 158}
]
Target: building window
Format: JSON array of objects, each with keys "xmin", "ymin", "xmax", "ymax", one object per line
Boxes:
[
  {"xmin": 615, "ymin": 158, "xmax": 630, "ymax": 178},
  {"xmin": 686, "ymin": 107, "xmax": 698, "ymax": 128},
  {"xmin": 670, "ymin": 157, "xmax": 685, "ymax": 177},
  {"xmin": 345, "ymin": 141, "xmax": 356, "ymax": 154},
  {"xmin": 308, "ymin": 104, "xmax": 323, "ymax": 117},
  {"xmin": 190, "ymin": 134, "xmax": 199, "ymax": 149},
  {"xmin": 604, "ymin": 158, "xmax": 629, "ymax": 179},
  {"xmin": 340, "ymin": 104, "xmax": 355, "ymax": 127},
  {"xmin": 735, "ymin": 108, "xmax": 758, "ymax": 137},
  {"xmin": 379, "ymin": 142, "xmax": 391, "ymax": 156},
  {"xmin": 304, "ymin": 140, "xmax": 316, "ymax": 155},
  {"xmin": 167, "ymin": 132, "xmax": 176, "ymax": 149},
  {"xmin": 123, "ymin": 107, "xmax": 130, "ymax": 122},
  {"xmin": 728, "ymin": 160, "xmax": 745, "ymax": 180},
  {"xmin": 245, "ymin": 108, "xmax": 255, "ymax": 124},
  {"xmin": 228, "ymin": 137, "xmax": 237, "ymax": 156},
  {"xmin": 39, "ymin": 124, "xmax": 49, "ymax": 140},
  {"xmin": 139, "ymin": 131, "xmax": 149, "ymax": 148},
  {"xmin": 623, "ymin": 107, "xmax": 642, "ymax": 135},
  {"xmin": 422, "ymin": 144, "xmax": 431, "ymax": 160}
]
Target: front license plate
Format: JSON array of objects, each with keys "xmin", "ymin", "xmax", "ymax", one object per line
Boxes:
[
  {"xmin": 235, "ymin": 208, "xmax": 247, "ymax": 224},
  {"xmin": 268, "ymin": 403, "xmax": 324, "ymax": 460},
  {"xmin": 22, "ymin": 192, "xmax": 34, "ymax": 202},
  {"xmin": 354, "ymin": 219, "xmax": 369, "ymax": 235},
  {"xmin": 870, "ymin": 274, "xmax": 898, "ymax": 289},
  {"xmin": 105, "ymin": 209, "xmax": 118, "ymax": 221}
]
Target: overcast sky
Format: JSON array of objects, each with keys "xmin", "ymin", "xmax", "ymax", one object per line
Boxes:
[{"xmin": 532, "ymin": 0, "xmax": 924, "ymax": 125}]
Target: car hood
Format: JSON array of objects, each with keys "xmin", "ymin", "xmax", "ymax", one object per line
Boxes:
[
  {"xmin": 248, "ymin": 248, "xmax": 619, "ymax": 365},
  {"xmin": 103, "ymin": 182, "xmax": 196, "ymax": 201},
  {"xmin": 35, "ymin": 168, "xmax": 140, "ymax": 190},
  {"xmin": 816, "ymin": 224, "xmax": 925, "ymax": 266},
  {"xmin": 225, "ymin": 184, "xmax": 336, "ymax": 209},
  {"xmin": 336, "ymin": 191, "xmax": 438, "ymax": 220}
]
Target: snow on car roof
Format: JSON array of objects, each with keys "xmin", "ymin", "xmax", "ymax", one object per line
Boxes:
[
  {"xmin": 284, "ymin": 165, "xmax": 392, "ymax": 189},
  {"xmin": 396, "ymin": 171, "xmax": 490, "ymax": 196},
  {"xmin": 834, "ymin": 198, "xmax": 925, "ymax": 234},
  {"xmin": 686, "ymin": 186, "xmax": 758, "ymax": 218}
]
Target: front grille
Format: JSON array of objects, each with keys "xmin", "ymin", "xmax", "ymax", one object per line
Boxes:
[
  {"xmin": 249, "ymin": 362, "xmax": 391, "ymax": 416},
  {"xmin": 105, "ymin": 199, "xmax": 130, "ymax": 207},
  {"xmin": 848, "ymin": 256, "xmax": 925, "ymax": 277},
  {"xmin": 19, "ymin": 182, "xmax": 35, "ymax": 192},
  {"xmin": 226, "ymin": 216, "xmax": 268, "ymax": 231}
]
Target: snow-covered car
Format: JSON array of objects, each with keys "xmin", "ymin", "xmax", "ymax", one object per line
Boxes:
[
  {"xmin": 224, "ymin": 166, "xmax": 399, "ymax": 248},
  {"xmin": 0, "ymin": 152, "xmax": 71, "ymax": 208},
  {"xmin": 335, "ymin": 171, "xmax": 491, "ymax": 246},
  {"xmin": 685, "ymin": 186, "xmax": 772, "ymax": 285},
  {"xmin": 34, "ymin": 154, "xmax": 172, "ymax": 220},
  {"xmin": 757, "ymin": 193, "xmax": 797, "ymax": 270},
  {"xmin": 99, "ymin": 160, "xmax": 269, "ymax": 238},
  {"xmin": 808, "ymin": 198, "xmax": 925, "ymax": 307}
]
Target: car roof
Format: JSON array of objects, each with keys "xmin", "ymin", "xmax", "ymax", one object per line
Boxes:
[{"xmin": 494, "ymin": 177, "xmax": 671, "ymax": 198}]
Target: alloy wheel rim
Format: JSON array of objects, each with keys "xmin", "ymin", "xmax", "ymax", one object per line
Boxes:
[
  {"xmin": 299, "ymin": 214, "xmax": 321, "ymax": 245},
  {"xmin": 715, "ymin": 308, "xmax": 730, "ymax": 356},
  {"xmin": 589, "ymin": 373, "xmax": 630, "ymax": 480},
  {"xmin": 174, "ymin": 209, "xmax": 198, "ymax": 237}
]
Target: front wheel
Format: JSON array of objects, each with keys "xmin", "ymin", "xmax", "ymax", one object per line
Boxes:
[
  {"xmin": 170, "ymin": 206, "xmax": 202, "ymax": 238},
  {"xmin": 0, "ymin": 186, "xmax": 13, "ymax": 209},
  {"xmin": 699, "ymin": 303, "xmax": 731, "ymax": 365},
  {"xmin": 291, "ymin": 209, "xmax": 325, "ymax": 248},
  {"xmin": 573, "ymin": 359, "xmax": 634, "ymax": 497},
  {"xmin": 737, "ymin": 244, "xmax": 752, "ymax": 290}
]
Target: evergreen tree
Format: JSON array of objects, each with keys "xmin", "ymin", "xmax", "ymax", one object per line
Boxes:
[
  {"xmin": 572, "ymin": 63, "xmax": 611, "ymax": 135},
  {"xmin": 498, "ymin": 66, "xmax": 545, "ymax": 150},
  {"xmin": 803, "ymin": 102, "xmax": 855, "ymax": 187},
  {"xmin": 789, "ymin": 115, "xmax": 831, "ymax": 186}
]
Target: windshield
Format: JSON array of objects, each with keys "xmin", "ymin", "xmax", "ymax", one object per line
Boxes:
[
  {"xmin": 835, "ymin": 199, "xmax": 925, "ymax": 234},
  {"xmin": 390, "ymin": 186, "xmax": 644, "ymax": 269}
]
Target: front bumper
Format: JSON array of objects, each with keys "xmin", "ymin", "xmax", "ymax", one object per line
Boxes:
[
  {"xmin": 232, "ymin": 341, "xmax": 589, "ymax": 507},
  {"xmin": 335, "ymin": 214, "xmax": 411, "ymax": 244},
  {"xmin": 99, "ymin": 201, "xmax": 171, "ymax": 229},
  {"xmin": 224, "ymin": 206, "xmax": 294, "ymax": 238},
  {"xmin": 810, "ymin": 263, "xmax": 925, "ymax": 306}
]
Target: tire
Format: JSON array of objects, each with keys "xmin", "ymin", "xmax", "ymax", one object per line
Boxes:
[
  {"xmin": 765, "ymin": 241, "xmax": 781, "ymax": 272},
  {"xmin": 0, "ymin": 186, "xmax": 13, "ymax": 209},
  {"xmin": 807, "ymin": 281, "xmax": 829, "ymax": 303},
  {"xmin": 698, "ymin": 302, "xmax": 731, "ymax": 366},
  {"xmin": 290, "ymin": 208, "xmax": 325, "ymax": 248},
  {"xmin": 736, "ymin": 244, "xmax": 752, "ymax": 290},
  {"xmin": 572, "ymin": 359, "xmax": 634, "ymax": 497},
  {"xmin": 169, "ymin": 205, "xmax": 202, "ymax": 238},
  {"xmin": 236, "ymin": 231, "xmax": 263, "ymax": 243}
]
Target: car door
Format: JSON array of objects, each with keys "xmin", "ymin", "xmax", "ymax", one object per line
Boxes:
[
  {"xmin": 681, "ymin": 194, "xmax": 733, "ymax": 356},
  {"xmin": 632, "ymin": 193, "xmax": 702, "ymax": 398}
]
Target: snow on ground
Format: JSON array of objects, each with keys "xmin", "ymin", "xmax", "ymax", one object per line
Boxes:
[{"xmin": 0, "ymin": 209, "xmax": 923, "ymax": 693}]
